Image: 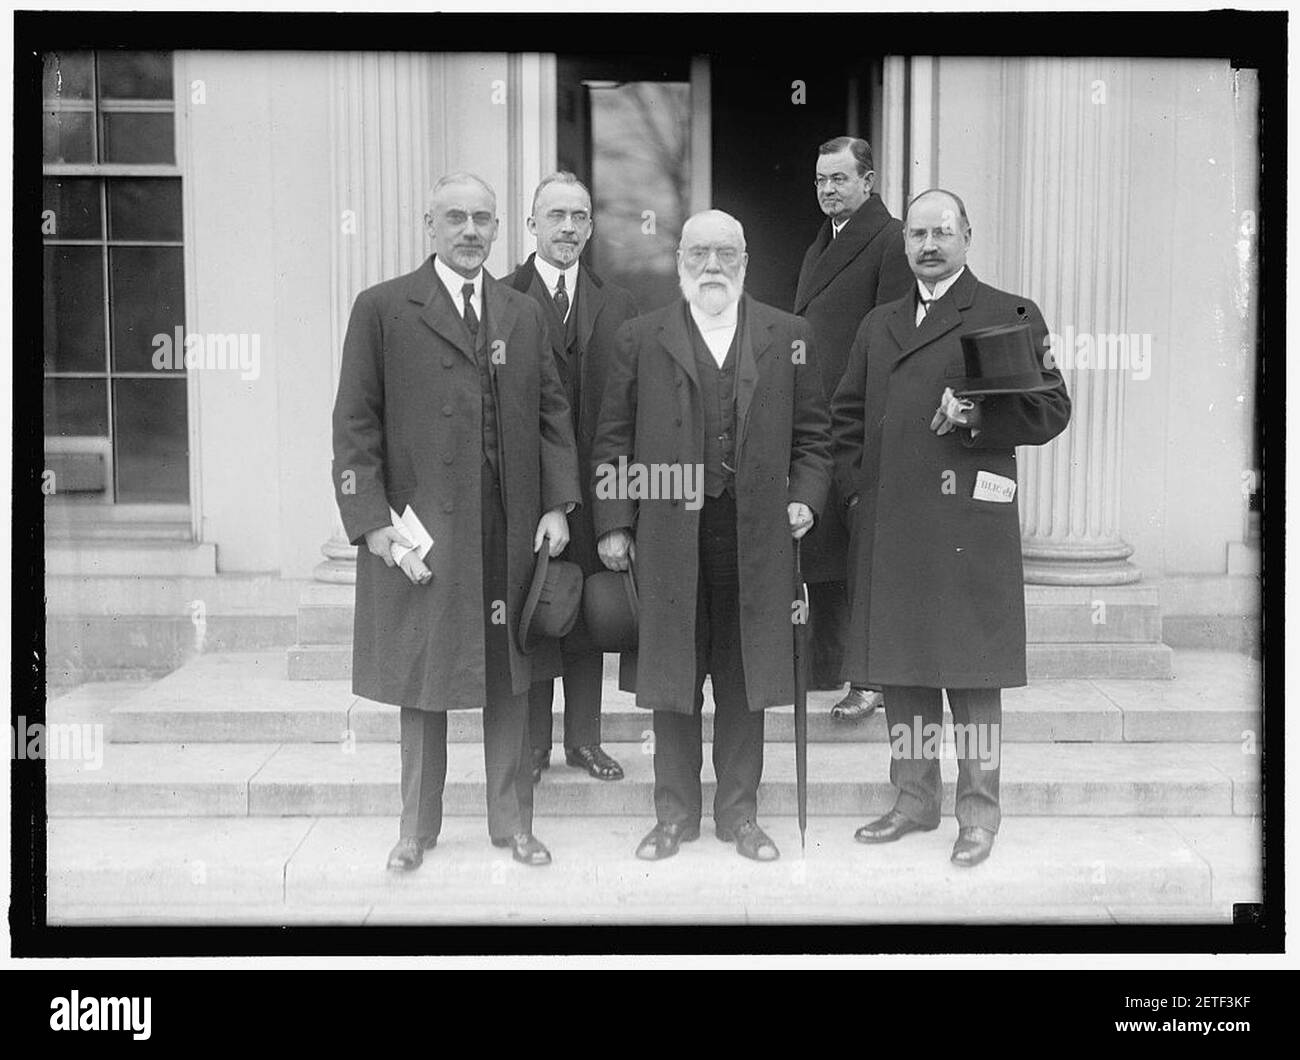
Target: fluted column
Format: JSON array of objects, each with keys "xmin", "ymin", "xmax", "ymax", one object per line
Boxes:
[
  {"xmin": 1001, "ymin": 59, "xmax": 1140, "ymax": 585},
  {"xmin": 314, "ymin": 52, "xmax": 442, "ymax": 583}
]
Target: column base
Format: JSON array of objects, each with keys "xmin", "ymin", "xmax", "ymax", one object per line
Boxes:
[
  {"xmin": 1022, "ymin": 538, "xmax": 1142, "ymax": 586},
  {"xmin": 314, "ymin": 532, "xmax": 358, "ymax": 585}
]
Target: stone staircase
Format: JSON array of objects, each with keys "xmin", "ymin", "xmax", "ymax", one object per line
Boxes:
[{"xmin": 44, "ymin": 648, "xmax": 1262, "ymax": 924}]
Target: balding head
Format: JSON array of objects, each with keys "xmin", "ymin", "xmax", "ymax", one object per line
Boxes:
[
  {"xmin": 903, "ymin": 188, "xmax": 972, "ymax": 287},
  {"xmin": 677, "ymin": 209, "xmax": 748, "ymax": 315}
]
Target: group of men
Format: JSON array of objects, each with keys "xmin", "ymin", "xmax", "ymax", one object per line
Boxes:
[{"xmin": 331, "ymin": 135, "xmax": 1071, "ymax": 876}]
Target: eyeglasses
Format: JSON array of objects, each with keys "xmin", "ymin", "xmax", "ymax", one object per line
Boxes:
[
  {"xmin": 682, "ymin": 245, "xmax": 742, "ymax": 266},
  {"xmin": 814, "ymin": 173, "xmax": 859, "ymax": 189}
]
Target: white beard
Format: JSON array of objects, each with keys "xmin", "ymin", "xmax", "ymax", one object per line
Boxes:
[{"xmin": 678, "ymin": 266, "xmax": 744, "ymax": 316}]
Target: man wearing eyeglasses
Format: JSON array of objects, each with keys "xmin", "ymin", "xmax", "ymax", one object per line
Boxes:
[
  {"xmin": 592, "ymin": 209, "xmax": 833, "ymax": 863},
  {"xmin": 793, "ymin": 136, "xmax": 913, "ymax": 723},
  {"xmin": 503, "ymin": 173, "xmax": 639, "ymax": 787}
]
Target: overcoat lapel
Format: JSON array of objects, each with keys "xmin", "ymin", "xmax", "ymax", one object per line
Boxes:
[
  {"xmin": 575, "ymin": 263, "xmax": 606, "ymax": 353},
  {"xmin": 795, "ymin": 196, "xmax": 892, "ymax": 310},
  {"xmin": 657, "ymin": 301, "xmax": 699, "ymax": 389},
  {"xmin": 413, "ymin": 257, "xmax": 476, "ymax": 362},
  {"xmin": 885, "ymin": 267, "xmax": 980, "ymax": 370},
  {"xmin": 736, "ymin": 295, "xmax": 773, "ymax": 455}
]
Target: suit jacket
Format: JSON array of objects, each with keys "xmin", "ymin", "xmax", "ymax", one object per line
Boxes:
[
  {"xmin": 793, "ymin": 193, "xmax": 913, "ymax": 582},
  {"xmin": 590, "ymin": 294, "xmax": 833, "ymax": 713},
  {"xmin": 830, "ymin": 267, "xmax": 1071, "ymax": 689},
  {"xmin": 331, "ymin": 256, "xmax": 581, "ymax": 710},
  {"xmin": 503, "ymin": 253, "xmax": 638, "ymax": 576}
]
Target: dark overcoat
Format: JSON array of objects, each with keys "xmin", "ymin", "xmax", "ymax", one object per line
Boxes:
[
  {"xmin": 831, "ymin": 267, "xmax": 1071, "ymax": 689},
  {"xmin": 331, "ymin": 257, "xmax": 581, "ymax": 710},
  {"xmin": 590, "ymin": 294, "xmax": 833, "ymax": 714},
  {"xmin": 502, "ymin": 253, "xmax": 638, "ymax": 578},
  {"xmin": 793, "ymin": 193, "xmax": 913, "ymax": 582}
]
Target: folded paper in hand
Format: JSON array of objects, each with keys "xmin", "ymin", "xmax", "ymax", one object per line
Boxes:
[{"xmin": 388, "ymin": 505, "xmax": 434, "ymax": 565}]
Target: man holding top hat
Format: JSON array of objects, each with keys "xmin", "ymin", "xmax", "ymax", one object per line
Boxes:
[{"xmin": 830, "ymin": 188, "xmax": 1071, "ymax": 867}]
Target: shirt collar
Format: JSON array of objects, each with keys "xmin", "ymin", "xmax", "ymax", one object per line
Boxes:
[
  {"xmin": 917, "ymin": 265, "xmax": 966, "ymax": 306},
  {"xmin": 688, "ymin": 297, "xmax": 739, "ymax": 333},
  {"xmin": 433, "ymin": 254, "xmax": 481, "ymax": 304},
  {"xmin": 831, "ymin": 215, "xmax": 850, "ymax": 237},
  {"xmin": 532, "ymin": 254, "xmax": 579, "ymax": 297}
]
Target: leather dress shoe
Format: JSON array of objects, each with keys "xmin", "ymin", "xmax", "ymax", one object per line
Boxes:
[
  {"xmin": 717, "ymin": 819, "xmax": 780, "ymax": 862},
  {"xmin": 830, "ymin": 687, "xmax": 883, "ymax": 722},
  {"xmin": 491, "ymin": 832, "xmax": 552, "ymax": 866},
  {"xmin": 635, "ymin": 820, "xmax": 700, "ymax": 861},
  {"xmin": 854, "ymin": 809, "xmax": 938, "ymax": 844},
  {"xmin": 530, "ymin": 747, "xmax": 550, "ymax": 785},
  {"xmin": 386, "ymin": 835, "xmax": 437, "ymax": 872},
  {"xmin": 951, "ymin": 826, "xmax": 995, "ymax": 867},
  {"xmin": 566, "ymin": 744, "xmax": 624, "ymax": 781}
]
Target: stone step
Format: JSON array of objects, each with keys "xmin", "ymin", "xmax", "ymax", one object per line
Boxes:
[
  {"xmin": 96, "ymin": 652, "xmax": 1258, "ymax": 745},
  {"xmin": 45, "ymin": 815, "xmax": 1260, "ymax": 923},
  {"xmin": 44, "ymin": 740, "xmax": 1259, "ymax": 818},
  {"xmin": 293, "ymin": 583, "xmax": 1167, "ymax": 647},
  {"xmin": 45, "ymin": 540, "xmax": 218, "ymax": 578},
  {"xmin": 289, "ymin": 639, "xmax": 1177, "ymax": 681}
]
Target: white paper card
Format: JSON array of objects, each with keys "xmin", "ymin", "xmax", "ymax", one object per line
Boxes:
[
  {"xmin": 388, "ymin": 505, "xmax": 434, "ymax": 564},
  {"xmin": 972, "ymin": 471, "xmax": 1017, "ymax": 503}
]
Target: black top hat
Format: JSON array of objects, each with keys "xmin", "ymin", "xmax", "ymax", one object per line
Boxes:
[
  {"xmin": 582, "ymin": 562, "xmax": 638, "ymax": 653},
  {"xmin": 518, "ymin": 549, "xmax": 583, "ymax": 654},
  {"xmin": 954, "ymin": 322, "xmax": 1059, "ymax": 397}
]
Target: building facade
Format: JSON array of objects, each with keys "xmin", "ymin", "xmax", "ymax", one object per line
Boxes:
[{"xmin": 43, "ymin": 50, "xmax": 1262, "ymax": 678}]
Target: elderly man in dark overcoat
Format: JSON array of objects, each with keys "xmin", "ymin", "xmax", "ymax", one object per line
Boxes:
[
  {"xmin": 504, "ymin": 172, "xmax": 638, "ymax": 786},
  {"xmin": 332, "ymin": 172, "xmax": 580, "ymax": 872},
  {"xmin": 592, "ymin": 209, "xmax": 832, "ymax": 863},
  {"xmin": 793, "ymin": 136, "xmax": 913, "ymax": 722},
  {"xmin": 831, "ymin": 189, "xmax": 1071, "ymax": 867}
]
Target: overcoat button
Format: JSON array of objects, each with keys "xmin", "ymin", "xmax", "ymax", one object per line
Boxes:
[
  {"xmin": 443, "ymin": 501, "xmax": 454, "ymax": 513},
  {"xmin": 442, "ymin": 356, "xmax": 454, "ymax": 368},
  {"xmin": 442, "ymin": 453, "xmax": 454, "ymax": 465},
  {"xmin": 442, "ymin": 405, "xmax": 453, "ymax": 416}
]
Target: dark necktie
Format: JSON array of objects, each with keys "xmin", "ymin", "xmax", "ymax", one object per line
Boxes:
[
  {"xmin": 554, "ymin": 272, "xmax": 569, "ymax": 320},
  {"xmin": 919, "ymin": 296, "xmax": 933, "ymax": 318},
  {"xmin": 462, "ymin": 282, "xmax": 479, "ymax": 335}
]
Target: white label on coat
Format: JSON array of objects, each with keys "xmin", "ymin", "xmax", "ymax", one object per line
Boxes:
[{"xmin": 972, "ymin": 471, "xmax": 1017, "ymax": 503}]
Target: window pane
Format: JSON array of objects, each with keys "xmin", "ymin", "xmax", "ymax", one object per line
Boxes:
[
  {"xmin": 100, "ymin": 111, "xmax": 175, "ymax": 164},
  {"xmin": 113, "ymin": 378, "xmax": 189, "ymax": 502},
  {"xmin": 109, "ymin": 247, "xmax": 185, "ymax": 373},
  {"xmin": 108, "ymin": 178, "xmax": 183, "ymax": 241},
  {"xmin": 44, "ymin": 177, "xmax": 102, "ymax": 240},
  {"xmin": 43, "ymin": 51, "xmax": 94, "ymax": 101},
  {"xmin": 44, "ymin": 377, "xmax": 108, "ymax": 437},
  {"xmin": 43, "ymin": 109, "xmax": 94, "ymax": 164},
  {"xmin": 589, "ymin": 82, "xmax": 692, "ymax": 311},
  {"xmin": 44, "ymin": 246, "xmax": 106, "ymax": 373},
  {"xmin": 97, "ymin": 50, "xmax": 173, "ymax": 100}
]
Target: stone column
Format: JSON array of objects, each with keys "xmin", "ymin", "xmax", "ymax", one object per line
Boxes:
[
  {"xmin": 314, "ymin": 52, "xmax": 443, "ymax": 583},
  {"xmin": 999, "ymin": 59, "xmax": 1141, "ymax": 586}
]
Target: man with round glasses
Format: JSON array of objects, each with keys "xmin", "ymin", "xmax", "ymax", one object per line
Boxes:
[{"xmin": 794, "ymin": 136, "xmax": 913, "ymax": 723}]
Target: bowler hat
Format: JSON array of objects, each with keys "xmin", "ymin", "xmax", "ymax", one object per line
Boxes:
[
  {"xmin": 518, "ymin": 549, "xmax": 583, "ymax": 654},
  {"xmin": 954, "ymin": 322, "xmax": 1059, "ymax": 397},
  {"xmin": 582, "ymin": 563, "xmax": 639, "ymax": 653}
]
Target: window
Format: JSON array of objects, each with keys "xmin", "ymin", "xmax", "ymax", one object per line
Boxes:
[{"xmin": 43, "ymin": 50, "xmax": 188, "ymax": 505}]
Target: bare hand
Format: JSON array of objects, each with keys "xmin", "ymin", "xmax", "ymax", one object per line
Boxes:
[
  {"xmin": 788, "ymin": 502, "xmax": 814, "ymax": 540},
  {"xmin": 364, "ymin": 525, "xmax": 413, "ymax": 568},
  {"xmin": 929, "ymin": 386, "xmax": 983, "ymax": 436},
  {"xmin": 597, "ymin": 529, "xmax": 635, "ymax": 572},
  {"xmin": 534, "ymin": 507, "xmax": 570, "ymax": 558}
]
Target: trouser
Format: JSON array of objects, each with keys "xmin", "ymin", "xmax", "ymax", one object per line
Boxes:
[
  {"xmin": 882, "ymin": 684, "xmax": 1002, "ymax": 833},
  {"xmin": 398, "ymin": 458, "xmax": 533, "ymax": 841},
  {"xmin": 527, "ymin": 633, "xmax": 603, "ymax": 754},
  {"xmin": 652, "ymin": 492, "xmax": 765, "ymax": 833}
]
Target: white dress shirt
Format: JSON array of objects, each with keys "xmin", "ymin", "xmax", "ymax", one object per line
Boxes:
[
  {"xmin": 434, "ymin": 254, "xmax": 482, "ymax": 323},
  {"xmin": 532, "ymin": 256, "xmax": 579, "ymax": 322},
  {"xmin": 915, "ymin": 266, "xmax": 966, "ymax": 326},
  {"xmin": 831, "ymin": 216, "xmax": 850, "ymax": 239},
  {"xmin": 689, "ymin": 300, "xmax": 739, "ymax": 366}
]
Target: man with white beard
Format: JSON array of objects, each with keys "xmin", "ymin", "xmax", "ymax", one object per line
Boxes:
[{"xmin": 591, "ymin": 210, "xmax": 832, "ymax": 862}]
